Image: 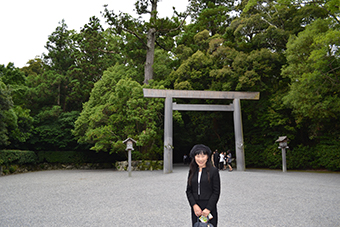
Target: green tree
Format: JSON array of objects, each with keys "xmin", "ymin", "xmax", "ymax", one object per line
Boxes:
[
  {"xmin": 27, "ymin": 106, "xmax": 79, "ymax": 151},
  {"xmin": 24, "ymin": 68, "xmax": 79, "ymax": 151},
  {"xmin": 43, "ymin": 20, "xmax": 76, "ymax": 109},
  {"xmin": 0, "ymin": 81, "xmax": 13, "ymax": 147},
  {"xmin": 170, "ymin": 25, "xmax": 293, "ymax": 166},
  {"xmin": 21, "ymin": 58, "xmax": 45, "ymax": 77},
  {"xmin": 43, "ymin": 19, "xmax": 75, "ymax": 74},
  {"xmin": 171, "ymin": 30, "xmax": 284, "ymax": 92},
  {"xmin": 0, "ymin": 63, "xmax": 27, "ymax": 106},
  {"xmin": 282, "ymin": 18, "xmax": 340, "ymax": 139},
  {"xmin": 73, "ymin": 64, "xmax": 164, "ymax": 159},
  {"xmin": 67, "ymin": 16, "xmax": 118, "ymax": 111},
  {"xmin": 21, "ymin": 18, "xmax": 126, "ymax": 151},
  {"xmin": 25, "ymin": 70, "xmax": 66, "ymax": 115},
  {"xmin": 0, "ymin": 63, "xmax": 26, "ymax": 86},
  {"xmin": 170, "ymin": 30, "xmax": 215, "ymax": 90},
  {"xmin": 0, "ymin": 63, "xmax": 33, "ymax": 148},
  {"xmin": 103, "ymin": 0, "xmax": 187, "ymax": 84},
  {"xmin": 189, "ymin": 0, "xmax": 234, "ymax": 35},
  {"xmin": 176, "ymin": 0, "xmax": 234, "ymax": 59},
  {"xmin": 4, "ymin": 106, "xmax": 34, "ymax": 149},
  {"xmin": 228, "ymin": 0, "xmax": 330, "ymax": 54}
]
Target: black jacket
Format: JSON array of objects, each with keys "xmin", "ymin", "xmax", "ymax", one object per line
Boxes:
[{"xmin": 186, "ymin": 167, "xmax": 220, "ymax": 211}]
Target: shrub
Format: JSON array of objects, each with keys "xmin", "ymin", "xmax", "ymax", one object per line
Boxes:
[
  {"xmin": 245, "ymin": 144, "xmax": 267, "ymax": 168},
  {"xmin": 287, "ymin": 145, "xmax": 318, "ymax": 170},
  {"xmin": 9, "ymin": 165, "xmax": 18, "ymax": 173},
  {"xmin": 0, "ymin": 150, "xmax": 38, "ymax": 165},
  {"xmin": 37, "ymin": 151, "xmax": 86, "ymax": 164},
  {"xmin": 262, "ymin": 144, "xmax": 282, "ymax": 169},
  {"xmin": 317, "ymin": 141, "xmax": 340, "ymax": 171},
  {"xmin": 37, "ymin": 150, "xmax": 118, "ymax": 164}
]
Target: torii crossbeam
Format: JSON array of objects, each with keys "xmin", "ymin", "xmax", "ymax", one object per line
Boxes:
[{"xmin": 143, "ymin": 88, "xmax": 260, "ymax": 173}]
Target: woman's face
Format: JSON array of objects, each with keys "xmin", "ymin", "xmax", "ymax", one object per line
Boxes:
[{"xmin": 195, "ymin": 153, "xmax": 208, "ymax": 168}]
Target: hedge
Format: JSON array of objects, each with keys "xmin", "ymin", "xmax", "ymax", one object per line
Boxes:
[
  {"xmin": 0, "ymin": 150, "xmax": 119, "ymax": 166},
  {"xmin": 0, "ymin": 150, "xmax": 38, "ymax": 165}
]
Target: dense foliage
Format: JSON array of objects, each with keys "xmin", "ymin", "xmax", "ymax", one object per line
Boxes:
[
  {"xmin": 0, "ymin": 150, "xmax": 118, "ymax": 166},
  {"xmin": 1, "ymin": 0, "xmax": 339, "ymax": 170},
  {"xmin": 0, "ymin": 150, "xmax": 37, "ymax": 165}
]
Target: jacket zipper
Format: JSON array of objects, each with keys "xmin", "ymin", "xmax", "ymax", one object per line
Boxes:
[
  {"xmin": 198, "ymin": 171, "xmax": 201, "ymax": 198},
  {"xmin": 198, "ymin": 181, "xmax": 200, "ymax": 196}
]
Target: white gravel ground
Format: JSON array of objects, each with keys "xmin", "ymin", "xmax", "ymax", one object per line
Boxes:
[{"xmin": 1, "ymin": 165, "xmax": 339, "ymax": 227}]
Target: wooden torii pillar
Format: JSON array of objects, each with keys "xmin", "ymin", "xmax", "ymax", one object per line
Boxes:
[{"xmin": 143, "ymin": 89, "xmax": 260, "ymax": 173}]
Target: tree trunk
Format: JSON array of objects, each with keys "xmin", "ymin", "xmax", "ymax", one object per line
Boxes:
[
  {"xmin": 143, "ymin": 0, "xmax": 158, "ymax": 84},
  {"xmin": 57, "ymin": 83, "xmax": 61, "ymax": 106},
  {"xmin": 144, "ymin": 28, "xmax": 156, "ymax": 84}
]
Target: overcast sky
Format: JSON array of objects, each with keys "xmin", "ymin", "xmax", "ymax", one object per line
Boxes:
[{"xmin": 0, "ymin": 0, "xmax": 188, "ymax": 68}]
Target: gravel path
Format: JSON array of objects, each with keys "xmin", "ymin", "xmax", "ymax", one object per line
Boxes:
[{"xmin": 1, "ymin": 165, "xmax": 339, "ymax": 226}]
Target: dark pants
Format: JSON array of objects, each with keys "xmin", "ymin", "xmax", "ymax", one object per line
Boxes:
[
  {"xmin": 191, "ymin": 200, "xmax": 218, "ymax": 227},
  {"xmin": 219, "ymin": 162, "xmax": 224, "ymax": 170},
  {"xmin": 214, "ymin": 158, "xmax": 219, "ymax": 168}
]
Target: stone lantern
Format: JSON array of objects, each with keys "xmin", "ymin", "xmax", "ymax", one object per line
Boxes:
[
  {"xmin": 276, "ymin": 136, "xmax": 289, "ymax": 172},
  {"xmin": 123, "ymin": 137, "xmax": 137, "ymax": 177}
]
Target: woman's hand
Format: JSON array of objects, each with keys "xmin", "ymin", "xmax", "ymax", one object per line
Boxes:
[
  {"xmin": 193, "ymin": 204, "xmax": 202, "ymax": 217},
  {"xmin": 202, "ymin": 208, "xmax": 211, "ymax": 217}
]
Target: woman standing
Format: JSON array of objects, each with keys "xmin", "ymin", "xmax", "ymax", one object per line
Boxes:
[{"xmin": 186, "ymin": 144, "xmax": 221, "ymax": 227}]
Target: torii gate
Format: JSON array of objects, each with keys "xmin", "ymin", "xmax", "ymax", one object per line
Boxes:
[{"xmin": 143, "ymin": 89, "xmax": 260, "ymax": 173}]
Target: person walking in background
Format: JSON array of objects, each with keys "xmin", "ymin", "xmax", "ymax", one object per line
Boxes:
[
  {"xmin": 183, "ymin": 154, "xmax": 188, "ymax": 165},
  {"xmin": 226, "ymin": 150, "xmax": 233, "ymax": 171},
  {"xmin": 212, "ymin": 149, "xmax": 220, "ymax": 168},
  {"xmin": 186, "ymin": 144, "xmax": 221, "ymax": 227},
  {"xmin": 219, "ymin": 151, "xmax": 225, "ymax": 170}
]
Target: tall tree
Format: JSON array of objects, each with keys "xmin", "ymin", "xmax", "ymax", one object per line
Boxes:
[
  {"xmin": 103, "ymin": 0, "xmax": 188, "ymax": 84},
  {"xmin": 43, "ymin": 20, "xmax": 76, "ymax": 109},
  {"xmin": 282, "ymin": 18, "xmax": 340, "ymax": 139},
  {"xmin": 188, "ymin": 0, "xmax": 234, "ymax": 35},
  {"xmin": 67, "ymin": 16, "xmax": 118, "ymax": 111},
  {"xmin": 43, "ymin": 19, "xmax": 75, "ymax": 74}
]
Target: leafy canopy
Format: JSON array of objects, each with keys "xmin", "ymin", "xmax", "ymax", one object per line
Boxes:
[{"xmin": 73, "ymin": 64, "xmax": 164, "ymax": 159}]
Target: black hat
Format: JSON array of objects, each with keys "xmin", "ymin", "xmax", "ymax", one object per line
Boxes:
[{"xmin": 189, "ymin": 144, "xmax": 212, "ymax": 158}]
